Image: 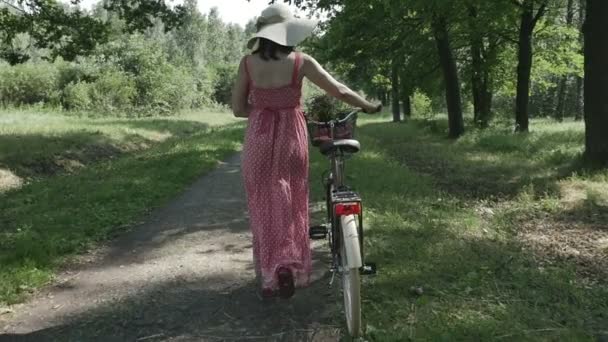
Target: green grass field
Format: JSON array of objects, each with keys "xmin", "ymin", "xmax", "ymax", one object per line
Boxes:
[
  {"xmin": 0, "ymin": 109, "xmax": 244, "ymax": 305},
  {"xmin": 2, "ymin": 109, "xmax": 607, "ymax": 339},
  {"xmin": 309, "ymin": 116, "xmax": 608, "ymax": 340}
]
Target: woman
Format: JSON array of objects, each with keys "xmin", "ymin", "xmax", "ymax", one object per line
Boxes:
[{"xmin": 232, "ymin": 4, "xmax": 381, "ymax": 299}]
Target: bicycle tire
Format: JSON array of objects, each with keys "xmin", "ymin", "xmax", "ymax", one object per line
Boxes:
[{"xmin": 340, "ymin": 214, "xmax": 362, "ymax": 338}]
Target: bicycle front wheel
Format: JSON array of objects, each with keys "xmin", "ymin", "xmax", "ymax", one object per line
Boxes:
[{"xmin": 340, "ymin": 214, "xmax": 362, "ymax": 337}]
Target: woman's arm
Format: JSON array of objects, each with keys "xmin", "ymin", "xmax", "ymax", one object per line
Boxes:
[
  {"xmin": 301, "ymin": 53, "xmax": 381, "ymax": 114},
  {"xmin": 231, "ymin": 57, "xmax": 250, "ymax": 118}
]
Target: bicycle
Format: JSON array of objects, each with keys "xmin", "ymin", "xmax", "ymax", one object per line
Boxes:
[{"xmin": 307, "ymin": 110, "xmax": 376, "ymax": 338}]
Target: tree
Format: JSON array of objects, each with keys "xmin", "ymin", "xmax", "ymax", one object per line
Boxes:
[
  {"xmin": 0, "ymin": 0, "xmax": 185, "ymax": 62},
  {"xmin": 514, "ymin": 0, "xmax": 549, "ymax": 132},
  {"xmin": 583, "ymin": 0, "xmax": 608, "ymax": 164},
  {"xmin": 391, "ymin": 58, "xmax": 401, "ymax": 122},
  {"xmin": 574, "ymin": 0, "xmax": 584, "ymax": 120},
  {"xmin": 554, "ymin": 0, "xmax": 574, "ymax": 121},
  {"xmin": 432, "ymin": 13, "xmax": 464, "ymax": 137}
]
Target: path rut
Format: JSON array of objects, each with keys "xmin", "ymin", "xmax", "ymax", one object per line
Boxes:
[{"xmin": 0, "ymin": 154, "xmax": 343, "ymax": 341}]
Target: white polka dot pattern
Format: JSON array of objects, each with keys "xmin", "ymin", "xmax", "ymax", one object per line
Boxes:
[{"xmin": 241, "ymin": 53, "xmax": 312, "ymax": 291}]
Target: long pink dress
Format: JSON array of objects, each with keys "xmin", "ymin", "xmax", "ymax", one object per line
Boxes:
[{"xmin": 241, "ymin": 52, "xmax": 312, "ymax": 291}]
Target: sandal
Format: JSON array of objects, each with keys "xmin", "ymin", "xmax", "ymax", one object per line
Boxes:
[{"xmin": 277, "ymin": 267, "xmax": 295, "ymax": 299}]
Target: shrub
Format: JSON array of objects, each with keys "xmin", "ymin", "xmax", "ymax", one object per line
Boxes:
[
  {"xmin": 62, "ymin": 81, "xmax": 93, "ymax": 110},
  {"xmin": 211, "ymin": 64, "xmax": 237, "ymax": 106},
  {"xmin": 0, "ymin": 62, "xmax": 60, "ymax": 106},
  {"xmin": 412, "ymin": 90, "xmax": 433, "ymax": 119},
  {"xmin": 90, "ymin": 69, "xmax": 136, "ymax": 112},
  {"xmin": 192, "ymin": 66, "xmax": 216, "ymax": 108},
  {"xmin": 56, "ymin": 59, "xmax": 98, "ymax": 90},
  {"xmin": 136, "ymin": 63, "xmax": 198, "ymax": 114}
]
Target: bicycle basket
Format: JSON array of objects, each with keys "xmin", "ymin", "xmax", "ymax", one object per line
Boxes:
[{"xmin": 307, "ymin": 112, "xmax": 357, "ymax": 147}]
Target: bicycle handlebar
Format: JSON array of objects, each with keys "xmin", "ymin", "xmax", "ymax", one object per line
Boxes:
[{"xmin": 306, "ymin": 109, "xmax": 359, "ymax": 126}]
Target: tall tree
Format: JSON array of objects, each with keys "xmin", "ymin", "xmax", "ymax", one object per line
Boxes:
[
  {"xmin": 433, "ymin": 13, "xmax": 464, "ymax": 138},
  {"xmin": 514, "ymin": 0, "xmax": 548, "ymax": 132},
  {"xmin": 583, "ymin": 0, "xmax": 608, "ymax": 164},
  {"xmin": 554, "ymin": 0, "xmax": 575, "ymax": 121},
  {"xmin": 465, "ymin": 2, "xmax": 502, "ymax": 128},
  {"xmin": 0, "ymin": 0, "xmax": 185, "ymax": 62},
  {"xmin": 574, "ymin": 0, "xmax": 585, "ymax": 120},
  {"xmin": 391, "ymin": 58, "xmax": 401, "ymax": 122}
]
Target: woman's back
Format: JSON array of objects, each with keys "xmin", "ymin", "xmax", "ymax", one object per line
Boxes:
[
  {"xmin": 245, "ymin": 52, "xmax": 303, "ymax": 110},
  {"xmin": 246, "ymin": 52, "xmax": 303, "ymax": 89}
]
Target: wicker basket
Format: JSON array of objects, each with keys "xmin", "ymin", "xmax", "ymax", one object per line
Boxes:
[{"xmin": 307, "ymin": 113, "xmax": 357, "ymax": 147}]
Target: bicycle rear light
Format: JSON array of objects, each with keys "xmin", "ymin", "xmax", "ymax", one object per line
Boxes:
[{"xmin": 335, "ymin": 202, "xmax": 361, "ymax": 216}]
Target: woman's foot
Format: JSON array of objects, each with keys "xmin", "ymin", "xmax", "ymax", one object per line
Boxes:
[{"xmin": 277, "ymin": 267, "xmax": 295, "ymax": 299}]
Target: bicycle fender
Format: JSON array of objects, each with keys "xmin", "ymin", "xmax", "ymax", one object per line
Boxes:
[{"xmin": 341, "ymin": 215, "xmax": 362, "ymax": 268}]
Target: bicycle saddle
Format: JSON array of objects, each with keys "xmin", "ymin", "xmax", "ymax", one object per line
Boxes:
[{"xmin": 320, "ymin": 139, "xmax": 361, "ymax": 155}]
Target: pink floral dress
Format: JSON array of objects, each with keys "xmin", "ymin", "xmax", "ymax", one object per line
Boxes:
[{"xmin": 241, "ymin": 52, "xmax": 311, "ymax": 291}]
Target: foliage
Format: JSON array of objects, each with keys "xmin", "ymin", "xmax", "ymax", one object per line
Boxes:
[
  {"xmin": 90, "ymin": 68, "xmax": 136, "ymax": 112},
  {"xmin": 305, "ymin": 93, "xmax": 349, "ymax": 122},
  {"xmin": 0, "ymin": 2, "xmax": 249, "ymax": 114},
  {"xmin": 211, "ymin": 64, "xmax": 238, "ymax": 106},
  {"xmin": 0, "ymin": 60, "xmax": 60, "ymax": 106},
  {"xmin": 411, "ymin": 90, "xmax": 433, "ymax": 119},
  {"xmin": 62, "ymin": 81, "xmax": 93, "ymax": 110},
  {"xmin": 0, "ymin": 0, "xmax": 185, "ymax": 62}
]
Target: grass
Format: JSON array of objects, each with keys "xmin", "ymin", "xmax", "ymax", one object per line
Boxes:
[
  {"xmin": 309, "ymin": 116, "xmax": 608, "ymax": 340},
  {"xmin": 0, "ymin": 108, "xmax": 244, "ymax": 305}
]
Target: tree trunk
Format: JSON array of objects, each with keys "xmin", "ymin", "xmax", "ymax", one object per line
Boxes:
[
  {"xmin": 575, "ymin": 0, "xmax": 585, "ymax": 121},
  {"xmin": 583, "ymin": 0, "xmax": 608, "ymax": 164},
  {"xmin": 391, "ymin": 60, "xmax": 401, "ymax": 122},
  {"xmin": 555, "ymin": 78, "xmax": 567, "ymax": 121},
  {"xmin": 515, "ymin": 1, "xmax": 535, "ymax": 132},
  {"xmin": 402, "ymin": 92, "xmax": 412, "ymax": 118},
  {"xmin": 400, "ymin": 74, "xmax": 412, "ymax": 118},
  {"xmin": 433, "ymin": 15, "xmax": 464, "ymax": 138},
  {"xmin": 555, "ymin": 0, "xmax": 575, "ymax": 121},
  {"xmin": 379, "ymin": 91, "xmax": 388, "ymax": 106},
  {"xmin": 468, "ymin": 5, "xmax": 484, "ymax": 127}
]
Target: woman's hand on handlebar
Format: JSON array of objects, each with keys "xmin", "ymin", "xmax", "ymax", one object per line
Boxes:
[{"xmin": 362, "ymin": 103, "xmax": 383, "ymax": 114}]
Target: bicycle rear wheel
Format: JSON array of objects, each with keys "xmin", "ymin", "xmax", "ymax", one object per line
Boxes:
[{"xmin": 340, "ymin": 214, "xmax": 362, "ymax": 337}]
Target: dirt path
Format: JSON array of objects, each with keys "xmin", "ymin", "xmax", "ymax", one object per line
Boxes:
[{"xmin": 0, "ymin": 154, "xmax": 343, "ymax": 341}]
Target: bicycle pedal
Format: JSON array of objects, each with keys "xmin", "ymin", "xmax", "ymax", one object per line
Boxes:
[
  {"xmin": 309, "ymin": 225, "xmax": 328, "ymax": 240},
  {"xmin": 360, "ymin": 262, "xmax": 377, "ymax": 275}
]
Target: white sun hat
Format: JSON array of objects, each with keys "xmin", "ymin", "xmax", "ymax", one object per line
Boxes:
[{"xmin": 247, "ymin": 4, "xmax": 319, "ymax": 49}]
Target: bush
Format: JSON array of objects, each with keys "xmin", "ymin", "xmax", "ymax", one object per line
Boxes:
[
  {"xmin": 56, "ymin": 59, "xmax": 98, "ymax": 90},
  {"xmin": 0, "ymin": 62, "xmax": 60, "ymax": 106},
  {"xmin": 192, "ymin": 66, "xmax": 216, "ymax": 108},
  {"xmin": 62, "ymin": 81, "xmax": 93, "ymax": 110},
  {"xmin": 412, "ymin": 90, "xmax": 433, "ymax": 119},
  {"xmin": 90, "ymin": 69, "xmax": 136, "ymax": 112},
  {"xmin": 135, "ymin": 64, "xmax": 198, "ymax": 114},
  {"xmin": 211, "ymin": 64, "xmax": 237, "ymax": 106}
]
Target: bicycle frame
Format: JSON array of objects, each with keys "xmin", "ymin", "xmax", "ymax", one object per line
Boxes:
[{"xmin": 313, "ymin": 111, "xmax": 365, "ymax": 272}]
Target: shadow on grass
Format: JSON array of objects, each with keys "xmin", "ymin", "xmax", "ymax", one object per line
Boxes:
[
  {"xmin": 0, "ymin": 132, "xmax": 126, "ymax": 179},
  {"xmin": 1, "ymin": 274, "xmax": 341, "ymax": 341},
  {"xmin": 0, "ymin": 119, "xmax": 213, "ymax": 181},
  {"xmin": 96, "ymin": 119, "xmax": 211, "ymax": 139},
  {"xmin": 306, "ymin": 121, "xmax": 608, "ymax": 339},
  {"xmin": 359, "ymin": 119, "xmax": 585, "ymax": 200}
]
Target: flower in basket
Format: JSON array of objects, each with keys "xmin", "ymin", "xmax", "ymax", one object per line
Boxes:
[{"xmin": 305, "ymin": 94, "xmax": 355, "ymax": 146}]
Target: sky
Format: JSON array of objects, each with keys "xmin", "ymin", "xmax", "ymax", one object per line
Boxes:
[{"xmin": 64, "ymin": 0, "xmax": 299, "ymax": 27}]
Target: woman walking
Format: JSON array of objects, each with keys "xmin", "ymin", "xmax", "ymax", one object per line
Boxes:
[{"xmin": 232, "ymin": 4, "xmax": 381, "ymax": 299}]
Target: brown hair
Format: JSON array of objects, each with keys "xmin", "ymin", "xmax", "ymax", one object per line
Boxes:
[{"xmin": 252, "ymin": 38, "xmax": 294, "ymax": 61}]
